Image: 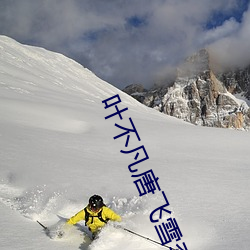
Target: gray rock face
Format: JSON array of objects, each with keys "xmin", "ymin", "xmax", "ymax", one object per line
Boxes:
[
  {"xmin": 123, "ymin": 49, "xmax": 250, "ymax": 130},
  {"xmin": 218, "ymin": 66, "xmax": 250, "ymax": 99}
]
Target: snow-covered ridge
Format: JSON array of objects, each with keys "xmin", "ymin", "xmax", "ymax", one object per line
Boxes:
[
  {"xmin": 0, "ymin": 35, "xmax": 152, "ymax": 133},
  {"xmin": 0, "ymin": 35, "xmax": 150, "ymax": 108}
]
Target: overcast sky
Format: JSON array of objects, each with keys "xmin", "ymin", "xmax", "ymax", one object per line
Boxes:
[{"xmin": 0, "ymin": 0, "xmax": 249, "ymax": 89}]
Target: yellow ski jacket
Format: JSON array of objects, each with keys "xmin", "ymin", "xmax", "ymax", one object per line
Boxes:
[{"xmin": 67, "ymin": 206, "xmax": 121, "ymax": 233}]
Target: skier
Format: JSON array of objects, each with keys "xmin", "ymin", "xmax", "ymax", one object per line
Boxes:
[{"xmin": 66, "ymin": 194, "xmax": 122, "ymax": 239}]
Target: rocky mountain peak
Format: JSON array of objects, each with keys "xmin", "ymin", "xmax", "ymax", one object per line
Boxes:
[
  {"xmin": 123, "ymin": 49, "xmax": 250, "ymax": 130},
  {"xmin": 177, "ymin": 49, "xmax": 210, "ymax": 78}
]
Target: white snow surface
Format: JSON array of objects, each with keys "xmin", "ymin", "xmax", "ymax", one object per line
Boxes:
[{"xmin": 0, "ymin": 35, "xmax": 250, "ymax": 250}]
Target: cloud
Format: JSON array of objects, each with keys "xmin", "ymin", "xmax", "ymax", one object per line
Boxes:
[
  {"xmin": 200, "ymin": 18, "xmax": 240, "ymax": 45},
  {"xmin": 208, "ymin": 4, "xmax": 250, "ymax": 69},
  {"xmin": 0, "ymin": 0, "xmax": 249, "ymax": 89}
]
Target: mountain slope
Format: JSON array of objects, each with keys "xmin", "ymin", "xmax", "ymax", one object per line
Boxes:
[{"xmin": 0, "ymin": 36, "xmax": 250, "ymax": 250}]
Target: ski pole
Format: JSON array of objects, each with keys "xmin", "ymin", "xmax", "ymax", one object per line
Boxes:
[
  {"xmin": 122, "ymin": 227, "xmax": 177, "ymax": 250},
  {"xmin": 37, "ymin": 220, "xmax": 49, "ymax": 231}
]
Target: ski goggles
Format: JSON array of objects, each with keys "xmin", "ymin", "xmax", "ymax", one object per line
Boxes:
[{"xmin": 89, "ymin": 205, "xmax": 101, "ymax": 212}]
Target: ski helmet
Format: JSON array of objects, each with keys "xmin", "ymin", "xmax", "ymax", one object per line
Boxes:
[{"xmin": 89, "ymin": 195, "xmax": 104, "ymax": 211}]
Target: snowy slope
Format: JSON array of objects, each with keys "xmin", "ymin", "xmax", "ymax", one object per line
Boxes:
[{"xmin": 0, "ymin": 36, "xmax": 250, "ymax": 250}]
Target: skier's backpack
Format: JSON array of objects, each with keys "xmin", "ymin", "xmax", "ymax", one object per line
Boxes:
[{"xmin": 84, "ymin": 206, "xmax": 109, "ymax": 226}]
